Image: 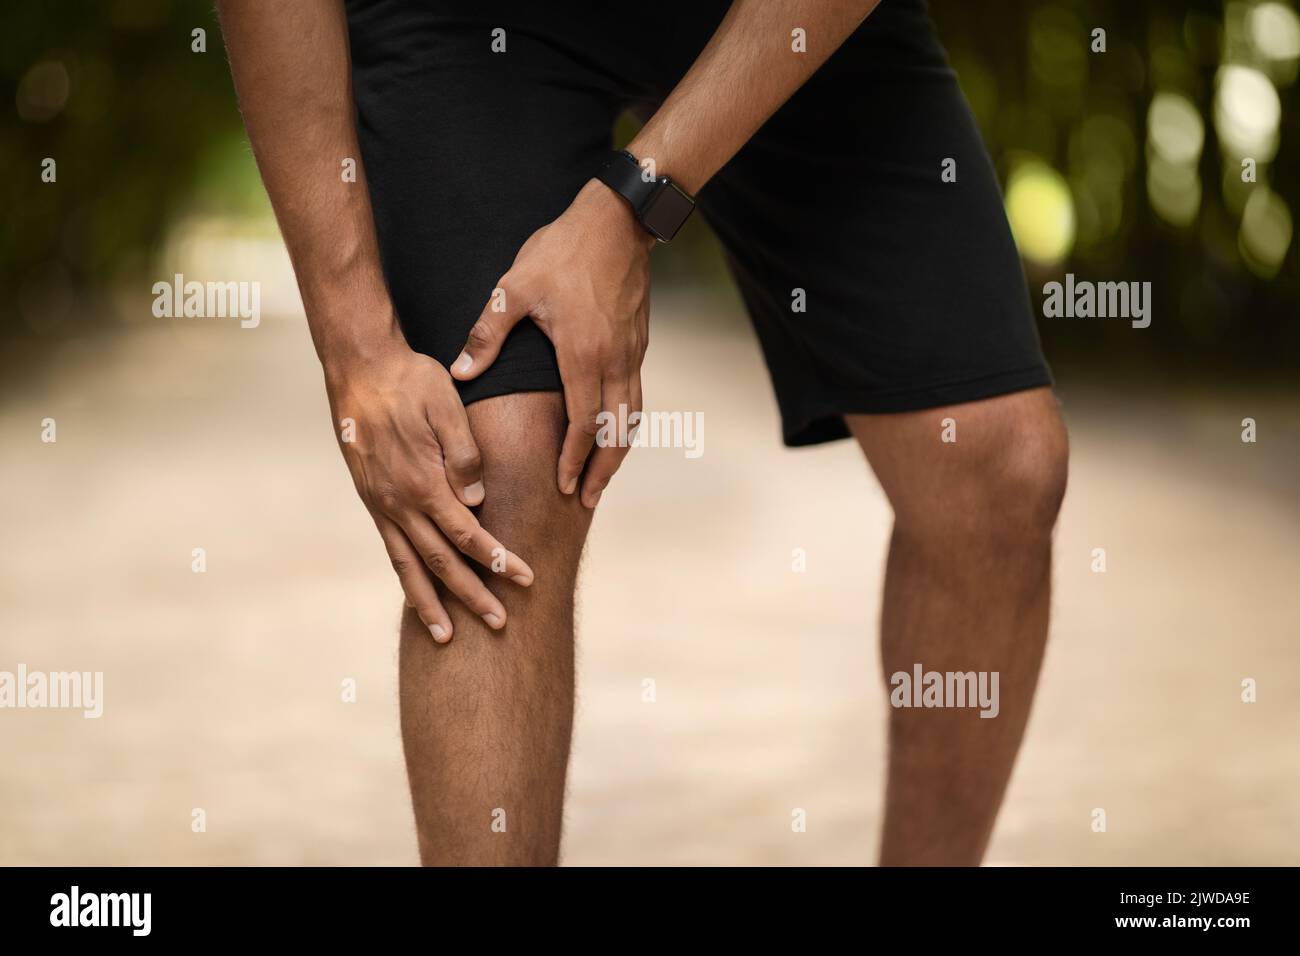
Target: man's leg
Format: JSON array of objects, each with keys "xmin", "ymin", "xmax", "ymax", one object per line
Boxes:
[
  {"xmin": 847, "ymin": 387, "xmax": 1068, "ymax": 866},
  {"xmin": 398, "ymin": 392, "xmax": 591, "ymax": 866}
]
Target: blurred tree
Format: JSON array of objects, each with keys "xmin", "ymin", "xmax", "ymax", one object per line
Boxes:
[
  {"xmin": 2, "ymin": 0, "xmax": 245, "ymax": 335},
  {"xmin": 2, "ymin": 0, "xmax": 1296, "ymax": 375},
  {"xmin": 929, "ymin": 0, "xmax": 1299, "ymax": 374}
]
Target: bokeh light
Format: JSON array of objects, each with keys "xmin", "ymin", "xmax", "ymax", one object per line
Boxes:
[
  {"xmin": 16, "ymin": 59, "xmax": 70, "ymax": 122},
  {"xmin": 1239, "ymin": 186, "xmax": 1294, "ymax": 277},
  {"xmin": 1005, "ymin": 158, "xmax": 1076, "ymax": 266},
  {"xmin": 1148, "ymin": 156, "xmax": 1203, "ymax": 227},
  {"xmin": 1146, "ymin": 92, "xmax": 1204, "ymax": 227},
  {"xmin": 1214, "ymin": 64, "xmax": 1282, "ymax": 161},
  {"xmin": 1148, "ymin": 92, "xmax": 1205, "ymax": 165},
  {"xmin": 1249, "ymin": 2, "xmax": 1300, "ymax": 84}
]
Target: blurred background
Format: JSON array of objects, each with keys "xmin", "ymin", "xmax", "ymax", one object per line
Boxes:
[{"xmin": 1, "ymin": 0, "xmax": 1297, "ymax": 865}]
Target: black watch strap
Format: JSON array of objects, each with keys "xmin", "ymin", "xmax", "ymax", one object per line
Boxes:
[{"xmin": 595, "ymin": 150, "xmax": 696, "ymax": 243}]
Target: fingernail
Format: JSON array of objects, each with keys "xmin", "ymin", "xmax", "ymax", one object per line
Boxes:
[
  {"xmin": 561, "ymin": 476, "xmax": 577, "ymax": 495},
  {"xmin": 510, "ymin": 572, "xmax": 532, "ymax": 586},
  {"xmin": 588, "ymin": 489, "xmax": 603, "ymax": 508},
  {"xmin": 463, "ymin": 480, "xmax": 485, "ymax": 504},
  {"xmin": 430, "ymin": 624, "xmax": 449, "ymax": 642},
  {"xmin": 455, "ymin": 352, "xmax": 472, "ymax": 373},
  {"xmin": 483, "ymin": 612, "xmax": 504, "ymax": 629},
  {"xmin": 405, "ymin": 598, "xmax": 414, "ymax": 608}
]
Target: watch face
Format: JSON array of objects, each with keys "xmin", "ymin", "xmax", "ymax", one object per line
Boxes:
[{"xmin": 641, "ymin": 180, "xmax": 696, "ymax": 242}]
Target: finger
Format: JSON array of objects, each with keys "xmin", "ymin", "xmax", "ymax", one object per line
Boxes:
[
  {"xmin": 451, "ymin": 277, "xmax": 529, "ymax": 381},
  {"xmin": 580, "ymin": 377, "xmax": 636, "ymax": 508},
  {"xmin": 557, "ymin": 363, "xmax": 603, "ymax": 496},
  {"xmin": 433, "ymin": 391, "xmax": 486, "ymax": 507},
  {"xmin": 375, "ymin": 515, "xmax": 453, "ymax": 643},
  {"xmin": 425, "ymin": 487, "xmax": 535, "ymax": 587},
  {"xmin": 628, "ymin": 372, "xmax": 644, "ymax": 445},
  {"xmin": 402, "ymin": 512, "xmax": 509, "ymax": 630}
]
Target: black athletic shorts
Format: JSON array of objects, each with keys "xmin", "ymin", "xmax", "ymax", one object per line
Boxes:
[{"xmin": 345, "ymin": 0, "xmax": 1052, "ymax": 446}]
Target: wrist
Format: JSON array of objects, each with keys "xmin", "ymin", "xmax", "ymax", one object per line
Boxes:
[
  {"xmin": 591, "ymin": 148, "xmax": 698, "ymax": 243},
  {"xmin": 624, "ymin": 135, "xmax": 707, "ymax": 196},
  {"xmin": 577, "ymin": 177, "xmax": 658, "ymax": 254},
  {"xmin": 314, "ymin": 302, "xmax": 410, "ymax": 383}
]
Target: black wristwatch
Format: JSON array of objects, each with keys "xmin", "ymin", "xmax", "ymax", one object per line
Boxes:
[{"xmin": 595, "ymin": 150, "xmax": 696, "ymax": 242}]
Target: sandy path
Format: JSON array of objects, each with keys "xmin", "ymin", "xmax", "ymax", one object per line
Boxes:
[{"xmin": 2, "ymin": 298, "xmax": 1297, "ymax": 865}]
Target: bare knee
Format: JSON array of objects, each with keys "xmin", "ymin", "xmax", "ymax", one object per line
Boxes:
[
  {"xmin": 888, "ymin": 391, "xmax": 1069, "ymax": 546},
  {"xmin": 981, "ymin": 410, "xmax": 1069, "ymax": 539},
  {"xmin": 393, "ymin": 391, "xmax": 590, "ymax": 639},
  {"xmin": 466, "ymin": 391, "xmax": 593, "ymax": 574}
]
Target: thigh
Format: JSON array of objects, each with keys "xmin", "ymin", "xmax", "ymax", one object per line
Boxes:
[
  {"xmin": 346, "ymin": 0, "xmax": 625, "ymax": 406},
  {"xmin": 698, "ymin": 0, "xmax": 1051, "ymax": 447}
]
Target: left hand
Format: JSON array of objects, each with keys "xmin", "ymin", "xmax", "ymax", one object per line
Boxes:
[{"xmin": 451, "ymin": 178, "xmax": 655, "ymax": 508}]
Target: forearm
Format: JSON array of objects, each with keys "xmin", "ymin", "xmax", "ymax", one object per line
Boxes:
[
  {"xmin": 216, "ymin": 0, "xmax": 399, "ymax": 369},
  {"xmin": 627, "ymin": 0, "xmax": 880, "ymax": 192}
]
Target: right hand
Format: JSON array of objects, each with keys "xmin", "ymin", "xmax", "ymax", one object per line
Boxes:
[{"xmin": 324, "ymin": 336, "xmax": 534, "ymax": 642}]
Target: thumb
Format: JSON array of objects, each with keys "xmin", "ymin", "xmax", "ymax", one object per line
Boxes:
[
  {"xmin": 435, "ymin": 396, "xmax": 486, "ymax": 507},
  {"xmin": 451, "ymin": 279, "xmax": 529, "ymax": 381}
]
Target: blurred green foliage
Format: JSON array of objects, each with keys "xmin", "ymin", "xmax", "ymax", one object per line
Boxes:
[
  {"xmin": 2, "ymin": 0, "xmax": 246, "ymax": 333},
  {"xmin": 929, "ymin": 0, "xmax": 1299, "ymax": 373},
  {"xmin": 3, "ymin": 0, "xmax": 1297, "ymax": 374}
]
